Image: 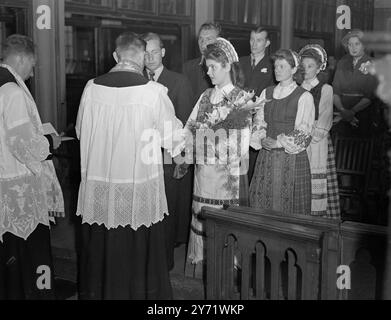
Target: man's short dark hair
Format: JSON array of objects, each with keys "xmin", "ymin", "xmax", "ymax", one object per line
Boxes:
[
  {"xmin": 2, "ymin": 34, "xmax": 35, "ymax": 59},
  {"xmin": 115, "ymin": 32, "xmax": 146, "ymax": 54},
  {"xmin": 251, "ymin": 26, "xmax": 269, "ymax": 42},
  {"xmin": 142, "ymin": 32, "xmax": 164, "ymax": 49},
  {"xmin": 198, "ymin": 22, "xmax": 222, "ymax": 38}
]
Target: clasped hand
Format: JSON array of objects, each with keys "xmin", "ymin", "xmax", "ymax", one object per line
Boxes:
[{"xmin": 339, "ymin": 109, "xmax": 359, "ymax": 127}]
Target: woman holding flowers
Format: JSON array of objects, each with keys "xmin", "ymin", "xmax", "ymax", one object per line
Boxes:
[
  {"xmin": 249, "ymin": 49, "xmax": 315, "ymax": 216},
  {"xmin": 175, "ymin": 38, "xmax": 260, "ymax": 267},
  {"xmin": 299, "ymin": 44, "xmax": 340, "ymax": 219}
]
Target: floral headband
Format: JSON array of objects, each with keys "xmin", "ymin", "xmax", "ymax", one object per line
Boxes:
[
  {"xmin": 215, "ymin": 37, "xmax": 239, "ymax": 64},
  {"xmin": 299, "ymin": 44, "xmax": 328, "ymax": 71}
]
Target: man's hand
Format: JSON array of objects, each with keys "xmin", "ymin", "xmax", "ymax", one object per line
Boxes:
[{"xmin": 261, "ymin": 137, "xmax": 278, "ymax": 150}]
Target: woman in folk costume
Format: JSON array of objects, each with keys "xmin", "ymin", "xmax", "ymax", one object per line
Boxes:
[
  {"xmin": 249, "ymin": 49, "xmax": 315, "ymax": 215},
  {"xmin": 299, "ymin": 45, "xmax": 341, "ymax": 219},
  {"xmin": 0, "ymin": 34, "xmax": 64, "ymax": 299},
  {"xmin": 175, "ymin": 38, "xmax": 260, "ymax": 267}
]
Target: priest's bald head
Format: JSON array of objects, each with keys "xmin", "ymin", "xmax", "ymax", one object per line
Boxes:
[
  {"xmin": 2, "ymin": 34, "xmax": 36, "ymax": 81},
  {"xmin": 113, "ymin": 32, "xmax": 146, "ymax": 68}
]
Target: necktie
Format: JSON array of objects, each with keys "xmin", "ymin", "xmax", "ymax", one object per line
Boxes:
[
  {"xmin": 251, "ymin": 58, "xmax": 256, "ymax": 70},
  {"xmin": 149, "ymin": 71, "xmax": 155, "ymax": 81}
]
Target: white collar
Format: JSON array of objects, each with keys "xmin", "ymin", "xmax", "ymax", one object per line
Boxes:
[
  {"xmin": 215, "ymin": 83, "xmax": 235, "ymax": 96},
  {"xmin": 302, "ymin": 77, "xmax": 319, "ymax": 90},
  {"xmin": 151, "ymin": 65, "xmax": 164, "ymax": 81}
]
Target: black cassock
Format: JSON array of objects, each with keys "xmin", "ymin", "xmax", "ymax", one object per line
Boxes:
[{"xmin": 156, "ymin": 67, "xmax": 194, "ymax": 270}]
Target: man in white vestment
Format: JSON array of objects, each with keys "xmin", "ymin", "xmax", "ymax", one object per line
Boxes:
[{"xmin": 75, "ymin": 32, "xmax": 183, "ymax": 299}]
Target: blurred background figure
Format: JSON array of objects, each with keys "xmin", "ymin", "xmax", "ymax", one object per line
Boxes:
[{"xmin": 332, "ymin": 29, "xmax": 378, "ymax": 138}]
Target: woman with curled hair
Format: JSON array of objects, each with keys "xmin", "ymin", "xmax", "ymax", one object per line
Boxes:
[
  {"xmin": 249, "ymin": 49, "xmax": 315, "ymax": 216},
  {"xmin": 175, "ymin": 38, "xmax": 254, "ymax": 269},
  {"xmin": 299, "ymin": 44, "xmax": 341, "ymax": 219},
  {"xmin": 332, "ymin": 29, "xmax": 378, "ymax": 137}
]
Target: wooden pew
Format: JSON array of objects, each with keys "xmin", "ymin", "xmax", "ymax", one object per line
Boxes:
[{"xmin": 201, "ymin": 206, "xmax": 391, "ymax": 300}]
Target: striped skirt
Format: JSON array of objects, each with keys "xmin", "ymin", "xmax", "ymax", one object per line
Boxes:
[
  {"xmin": 325, "ymin": 136, "xmax": 341, "ymax": 219},
  {"xmin": 249, "ymin": 149, "xmax": 311, "ymax": 215}
]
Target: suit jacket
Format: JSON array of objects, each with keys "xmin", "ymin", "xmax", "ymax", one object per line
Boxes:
[
  {"xmin": 239, "ymin": 55, "xmax": 275, "ymax": 97},
  {"xmin": 156, "ymin": 66, "xmax": 194, "ymax": 248},
  {"xmin": 182, "ymin": 57, "xmax": 212, "ymax": 105},
  {"xmin": 157, "ymin": 66, "xmax": 194, "ymax": 124}
]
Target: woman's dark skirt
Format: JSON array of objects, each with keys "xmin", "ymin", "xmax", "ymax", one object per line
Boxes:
[
  {"xmin": 78, "ymin": 219, "xmax": 173, "ymax": 300},
  {"xmin": 0, "ymin": 224, "xmax": 56, "ymax": 300},
  {"xmin": 249, "ymin": 149, "xmax": 311, "ymax": 215}
]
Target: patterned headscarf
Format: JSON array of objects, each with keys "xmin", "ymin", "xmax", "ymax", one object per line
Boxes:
[
  {"xmin": 299, "ymin": 44, "xmax": 328, "ymax": 71},
  {"xmin": 214, "ymin": 37, "xmax": 239, "ymax": 64}
]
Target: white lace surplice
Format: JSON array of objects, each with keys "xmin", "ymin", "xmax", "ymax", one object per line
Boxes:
[
  {"xmin": 75, "ymin": 80, "xmax": 183, "ymax": 230},
  {"xmin": 0, "ymin": 64, "xmax": 64, "ymax": 241}
]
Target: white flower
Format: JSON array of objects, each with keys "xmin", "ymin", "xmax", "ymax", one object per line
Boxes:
[
  {"xmin": 233, "ymin": 91, "xmax": 254, "ymax": 106},
  {"xmin": 218, "ymin": 106, "xmax": 230, "ymax": 120},
  {"xmin": 261, "ymin": 68, "xmax": 268, "ymax": 73},
  {"xmin": 206, "ymin": 109, "xmax": 220, "ymax": 123},
  {"xmin": 359, "ymin": 61, "xmax": 372, "ymax": 75}
]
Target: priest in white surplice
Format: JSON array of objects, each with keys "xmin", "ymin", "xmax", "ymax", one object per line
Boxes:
[{"xmin": 75, "ymin": 32, "xmax": 183, "ymax": 299}]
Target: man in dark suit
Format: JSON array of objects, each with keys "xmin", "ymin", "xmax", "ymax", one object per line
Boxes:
[
  {"xmin": 143, "ymin": 32, "xmax": 194, "ymax": 271},
  {"xmin": 239, "ymin": 27, "xmax": 275, "ymax": 183},
  {"xmin": 182, "ymin": 22, "xmax": 221, "ymax": 104}
]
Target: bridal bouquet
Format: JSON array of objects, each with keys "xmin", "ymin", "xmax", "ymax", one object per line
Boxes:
[
  {"xmin": 186, "ymin": 90, "xmax": 263, "ymax": 135},
  {"xmin": 173, "ymin": 91, "xmax": 268, "ymax": 179},
  {"xmin": 188, "ymin": 91, "xmax": 268, "ymax": 163}
]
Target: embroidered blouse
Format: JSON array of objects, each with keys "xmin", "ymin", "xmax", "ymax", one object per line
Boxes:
[{"xmin": 251, "ymin": 82, "xmax": 315, "ymax": 154}]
